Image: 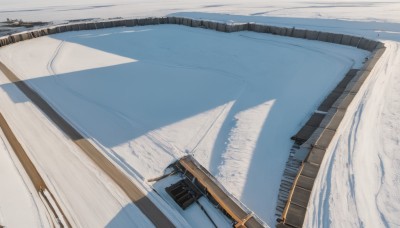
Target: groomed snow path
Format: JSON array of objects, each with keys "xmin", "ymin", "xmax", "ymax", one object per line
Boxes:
[{"xmin": 305, "ymin": 41, "xmax": 400, "ymax": 228}]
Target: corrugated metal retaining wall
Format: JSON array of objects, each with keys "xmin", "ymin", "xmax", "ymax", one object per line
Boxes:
[{"xmin": 0, "ymin": 17, "xmax": 385, "ymax": 228}]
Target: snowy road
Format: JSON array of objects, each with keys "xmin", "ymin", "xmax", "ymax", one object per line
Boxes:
[
  {"xmin": 0, "ymin": 59, "xmax": 176, "ymax": 227},
  {"xmin": 0, "ymin": 66, "xmax": 156, "ymax": 227},
  {"xmin": 0, "ymin": 125, "xmax": 50, "ymax": 228},
  {"xmin": 0, "ymin": 111, "xmax": 71, "ymax": 227},
  {"xmin": 304, "ymin": 41, "xmax": 400, "ymax": 228}
]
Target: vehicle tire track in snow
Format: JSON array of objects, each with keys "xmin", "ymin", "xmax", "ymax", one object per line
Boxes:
[
  {"xmin": 189, "ymin": 100, "xmax": 236, "ymax": 155},
  {"xmin": 239, "ymin": 34, "xmax": 358, "ymax": 68},
  {"xmin": 46, "ymin": 40, "xmax": 156, "ymax": 175},
  {"xmin": 142, "ymin": 60, "xmax": 249, "ymax": 161},
  {"xmin": 47, "ymin": 40, "xmax": 65, "ymax": 76},
  {"xmin": 0, "ymin": 113, "xmax": 71, "ymax": 228},
  {"xmin": 343, "ymin": 42, "xmax": 398, "ymax": 228},
  {"xmin": 188, "ymin": 79, "xmax": 247, "ymax": 156},
  {"xmin": 46, "ymin": 40, "xmax": 248, "ymax": 177},
  {"xmin": 0, "ymin": 134, "xmax": 48, "ymax": 228},
  {"xmin": 45, "ymin": 40, "xmax": 180, "ymax": 173},
  {"xmin": 374, "ymin": 42, "xmax": 400, "ymax": 228},
  {"xmin": 46, "ymin": 39, "xmax": 146, "ymax": 137},
  {"xmin": 139, "ymin": 58, "xmax": 247, "ymax": 83},
  {"xmin": 0, "ymin": 61, "xmax": 175, "ymax": 228},
  {"xmin": 46, "ymin": 40, "xmax": 184, "ymax": 173},
  {"xmin": 305, "ymin": 41, "xmax": 400, "ymax": 228}
]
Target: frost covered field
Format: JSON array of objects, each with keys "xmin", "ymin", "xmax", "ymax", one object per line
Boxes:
[{"xmin": 0, "ymin": 1, "xmax": 400, "ymax": 228}]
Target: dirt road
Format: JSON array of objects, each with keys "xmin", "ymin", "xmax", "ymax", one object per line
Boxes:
[
  {"xmin": 0, "ymin": 113, "xmax": 71, "ymax": 227},
  {"xmin": 0, "ymin": 61, "xmax": 175, "ymax": 228}
]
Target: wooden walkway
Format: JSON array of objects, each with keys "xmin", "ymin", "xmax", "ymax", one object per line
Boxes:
[
  {"xmin": 275, "ymin": 144, "xmax": 302, "ymax": 218},
  {"xmin": 178, "ymin": 156, "xmax": 265, "ymax": 228},
  {"xmin": 276, "ymin": 41, "xmax": 387, "ymax": 226}
]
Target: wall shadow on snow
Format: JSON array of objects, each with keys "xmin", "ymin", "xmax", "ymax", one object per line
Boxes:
[
  {"xmin": 0, "ymin": 61, "xmax": 240, "ymax": 148},
  {"xmin": 105, "ymin": 203, "xmax": 149, "ymax": 228},
  {"xmin": 1, "ymin": 82, "xmax": 30, "ymax": 103},
  {"xmin": 0, "ymin": 20, "xmax": 366, "ymax": 224},
  {"xmin": 169, "ymin": 12, "xmax": 400, "ymax": 42},
  {"xmin": 167, "ymin": 12, "xmax": 400, "ymax": 221}
]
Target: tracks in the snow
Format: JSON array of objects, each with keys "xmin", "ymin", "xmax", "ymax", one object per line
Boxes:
[
  {"xmin": 0, "ymin": 113, "xmax": 71, "ymax": 228},
  {"xmin": 0, "ymin": 61, "xmax": 174, "ymax": 227}
]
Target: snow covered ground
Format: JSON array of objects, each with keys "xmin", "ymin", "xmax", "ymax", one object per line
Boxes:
[
  {"xmin": 1, "ymin": 0, "xmax": 400, "ymax": 24},
  {"xmin": 0, "ymin": 129, "xmax": 50, "ymax": 228},
  {"xmin": 0, "ymin": 24, "xmax": 367, "ymax": 226},
  {"xmin": 0, "ymin": 68, "xmax": 156, "ymax": 227},
  {"xmin": 305, "ymin": 41, "xmax": 400, "ymax": 228},
  {"xmin": 1, "ymin": 1, "xmax": 400, "ymax": 228}
]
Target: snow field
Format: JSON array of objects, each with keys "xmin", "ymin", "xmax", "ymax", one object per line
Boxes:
[
  {"xmin": 0, "ymin": 128, "xmax": 50, "ymax": 228},
  {"xmin": 1, "ymin": 0, "xmax": 400, "ymax": 24},
  {"xmin": 0, "ymin": 70, "xmax": 154, "ymax": 227},
  {"xmin": 2, "ymin": 1, "xmax": 400, "ymax": 227},
  {"xmin": 0, "ymin": 24, "xmax": 368, "ymax": 226}
]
